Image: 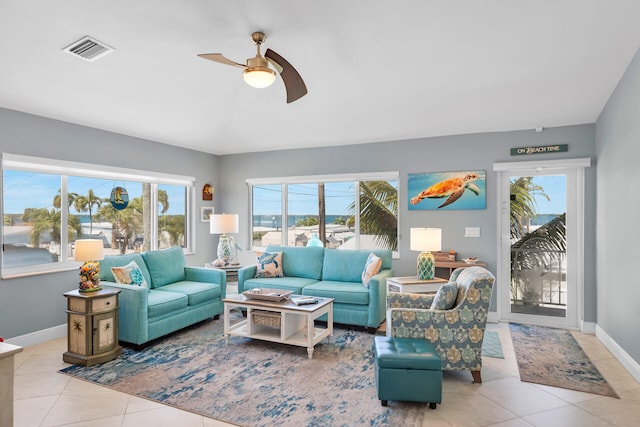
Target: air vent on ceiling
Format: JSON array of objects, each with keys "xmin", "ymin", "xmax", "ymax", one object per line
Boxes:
[{"xmin": 62, "ymin": 36, "xmax": 114, "ymax": 62}]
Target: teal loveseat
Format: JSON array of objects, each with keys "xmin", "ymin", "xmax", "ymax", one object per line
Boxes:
[
  {"xmin": 100, "ymin": 247, "xmax": 226, "ymax": 346},
  {"xmin": 237, "ymin": 245, "xmax": 393, "ymax": 329}
]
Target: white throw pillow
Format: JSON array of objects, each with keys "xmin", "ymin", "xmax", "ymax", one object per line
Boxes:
[
  {"xmin": 111, "ymin": 260, "xmax": 148, "ymax": 289},
  {"xmin": 361, "ymin": 252, "xmax": 382, "ymax": 288}
]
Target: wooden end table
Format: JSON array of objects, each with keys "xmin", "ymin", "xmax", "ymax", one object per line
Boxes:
[
  {"xmin": 434, "ymin": 260, "xmax": 486, "ymax": 279},
  {"xmin": 386, "ymin": 276, "xmax": 448, "ymax": 294},
  {"xmin": 205, "ymin": 263, "xmax": 242, "ymax": 282},
  {"xmin": 63, "ymin": 288, "xmax": 122, "ymax": 366}
]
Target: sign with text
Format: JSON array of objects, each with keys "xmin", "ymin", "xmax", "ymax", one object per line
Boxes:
[{"xmin": 511, "ymin": 144, "xmax": 568, "ymax": 156}]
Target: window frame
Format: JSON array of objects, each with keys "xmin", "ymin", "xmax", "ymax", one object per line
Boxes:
[
  {"xmin": 247, "ymin": 171, "xmax": 399, "ymax": 257},
  {"xmin": 1, "ymin": 153, "xmax": 196, "ymax": 279}
]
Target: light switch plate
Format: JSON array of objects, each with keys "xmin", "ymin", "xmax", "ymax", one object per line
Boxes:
[{"xmin": 465, "ymin": 227, "xmax": 480, "ymax": 237}]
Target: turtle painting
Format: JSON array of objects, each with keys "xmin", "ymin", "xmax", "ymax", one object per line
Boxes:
[{"xmin": 408, "ymin": 171, "xmax": 486, "ymax": 210}]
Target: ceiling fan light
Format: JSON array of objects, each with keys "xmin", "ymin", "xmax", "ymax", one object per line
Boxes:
[{"xmin": 243, "ymin": 68, "xmax": 276, "ymax": 88}]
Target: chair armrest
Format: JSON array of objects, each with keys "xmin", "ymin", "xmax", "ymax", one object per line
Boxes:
[
  {"xmin": 366, "ymin": 268, "xmax": 393, "ymax": 327},
  {"xmin": 237, "ymin": 265, "xmax": 257, "ymax": 293},
  {"xmin": 387, "ymin": 292, "xmax": 435, "ymax": 310},
  {"xmin": 185, "ymin": 267, "xmax": 226, "ymax": 298}
]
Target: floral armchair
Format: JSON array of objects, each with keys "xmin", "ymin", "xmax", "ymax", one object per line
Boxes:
[{"xmin": 386, "ymin": 266, "xmax": 495, "ymax": 383}]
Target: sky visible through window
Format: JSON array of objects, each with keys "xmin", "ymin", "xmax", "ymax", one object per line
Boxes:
[
  {"xmin": 530, "ymin": 175, "xmax": 566, "ymax": 215},
  {"xmin": 253, "ymin": 182, "xmax": 356, "ymax": 216}
]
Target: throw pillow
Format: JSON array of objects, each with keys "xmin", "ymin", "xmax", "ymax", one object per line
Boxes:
[
  {"xmin": 361, "ymin": 252, "xmax": 382, "ymax": 287},
  {"xmin": 111, "ymin": 260, "xmax": 149, "ymax": 289},
  {"xmin": 255, "ymin": 251, "xmax": 284, "ymax": 278},
  {"xmin": 430, "ymin": 283, "xmax": 458, "ymax": 310}
]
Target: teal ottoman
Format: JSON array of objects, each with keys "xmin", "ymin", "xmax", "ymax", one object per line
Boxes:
[{"xmin": 373, "ymin": 336, "xmax": 442, "ymax": 408}]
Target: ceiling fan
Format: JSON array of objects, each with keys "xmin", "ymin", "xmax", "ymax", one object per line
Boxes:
[{"xmin": 198, "ymin": 32, "xmax": 307, "ymax": 104}]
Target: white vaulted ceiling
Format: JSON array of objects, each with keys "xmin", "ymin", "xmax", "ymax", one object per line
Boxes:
[{"xmin": 1, "ymin": 1, "xmax": 639, "ymax": 155}]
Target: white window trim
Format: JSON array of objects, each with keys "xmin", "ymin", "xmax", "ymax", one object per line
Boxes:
[
  {"xmin": 493, "ymin": 157, "xmax": 591, "ymax": 330},
  {"xmin": 2, "ymin": 153, "xmax": 196, "ymax": 279},
  {"xmin": 246, "ymin": 171, "xmax": 399, "ymax": 186},
  {"xmin": 3, "ymin": 153, "xmax": 195, "ymax": 185}
]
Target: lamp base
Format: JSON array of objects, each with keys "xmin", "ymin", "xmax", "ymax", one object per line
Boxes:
[
  {"xmin": 417, "ymin": 252, "xmax": 435, "ymax": 280},
  {"xmin": 79, "ymin": 261, "xmax": 102, "ymax": 292},
  {"xmin": 217, "ymin": 234, "xmax": 231, "ymax": 264},
  {"xmin": 79, "ymin": 284, "xmax": 102, "ymax": 293}
]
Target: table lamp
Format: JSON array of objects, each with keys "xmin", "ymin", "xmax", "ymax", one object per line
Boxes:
[
  {"xmin": 410, "ymin": 228, "xmax": 442, "ymax": 280},
  {"xmin": 210, "ymin": 213, "xmax": 239, "ymax": 265},
  {"xmin": 74, "ymin": 239, "xmax": 105, "ymax": 292}
]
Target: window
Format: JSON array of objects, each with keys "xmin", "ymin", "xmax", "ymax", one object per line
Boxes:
[
  {"xmin": 2, "ymin": 153, "xmax": 195, "ymax": 278},
  {"xmin": 158, "ymin": 184, "xmax": 187, "ymax": 249},
  {"xmin": 248, "ymin": 172, "xmax": 399, "ymax": 256}
]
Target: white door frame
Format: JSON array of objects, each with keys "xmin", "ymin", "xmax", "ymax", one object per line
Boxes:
[{"xmin": 493, "ymin": 158, "xmax": 590, "ymax": 330}]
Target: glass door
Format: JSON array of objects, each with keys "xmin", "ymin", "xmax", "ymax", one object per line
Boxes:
[{"xmin": 498, "ymin": 166, "xmax": 582, "ymax": 329}]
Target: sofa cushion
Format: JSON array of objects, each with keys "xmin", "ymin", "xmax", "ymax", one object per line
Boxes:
[
  {"xmin": 147, "ymin": 289, "xmax": 188, "ymax": 318},
  {"xmin": 361, "ymin": 252, "xmax": 382, "ymax": 287},
  {"xmin": 111, "ymin": 260, "xmax": 149, "ymax": 289},
  {"xmin": 99, "ymin": 253, "xmax": 152, "ymax": 285},
  {"xmin": 142, "ymin": 246, "xmax": 186, "ymax": 288},
  {"xmin": 255, "ymin": 251, "xmax": 284, "ymax": 278},
  {"xmin": 322, "ymin": 248, "xmax": 391, "ymax": 283},
  {"xmin": 243, "ymin": 276, "xmax": 318, "ymax": 295},
  {"xmin": 266, "ymin": 245, "xmax": 324, "ymax": 280},
  {"xmin": 302, "ymin": 280, "xmax": 370, "ymax": 305},
  {"xmin": 155, "ymin": 281, "xmax": 221, "ymax": 306},
  {"xmin": 430, "ymin": 283, "xmax": 458, "ymax": 310}
]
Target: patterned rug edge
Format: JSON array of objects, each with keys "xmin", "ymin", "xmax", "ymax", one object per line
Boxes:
[
  {"xmin": 481, "ymin": 331, "xmax": 504, "ymax": 359},
  {"xmin": 509, "ymin": 323, "xmax": 618, "ymax": 398},
  {"xmin": 57, "ymin": 369, "xmax": 231, "ymax": 424}
]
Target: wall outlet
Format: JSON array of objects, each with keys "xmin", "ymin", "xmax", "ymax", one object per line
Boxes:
[{"xmin": 465, "ymin": 227, "xmax": 480, "ymax": 238}]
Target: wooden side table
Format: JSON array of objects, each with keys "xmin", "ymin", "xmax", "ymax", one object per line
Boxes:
[
  {"xmin": 63, "ymin": 288, "xmax": 122, "ymax": 366},
  {"xmin": 205, "ymin": 263, "xmax": 243, "ymax": 282},
  {"xmin": 435, "ymin": 260, "xmax": 487, "ymax": 279},
  {"xmin": 386, "ymin": 276, "xmax": 448, "ymax": 294}
]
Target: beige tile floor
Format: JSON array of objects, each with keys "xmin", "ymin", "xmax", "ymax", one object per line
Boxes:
[{"xmin": 11, "ymin": 321, "xmax": 640, "ymax": 427}]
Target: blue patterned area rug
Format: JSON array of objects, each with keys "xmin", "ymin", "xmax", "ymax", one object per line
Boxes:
[
  {"xmin": 481, "ymin": 331, "xmax": 504, "ymax": 359},
  {"xmin": 509, "ymin": 323, "xmax": 618, "ymax": 398},
  {"xmin": 61, "ymin": 315, "xmax": 444, "ymax": 426}
]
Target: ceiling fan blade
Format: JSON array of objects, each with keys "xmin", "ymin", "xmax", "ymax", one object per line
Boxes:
[
  {"xmin": 265, "ymin": 48, "xmax": 307, "ymax": 103},
  {"xmin": 198, "ymin": 53, "xmax": 246, "ymax": 69}
]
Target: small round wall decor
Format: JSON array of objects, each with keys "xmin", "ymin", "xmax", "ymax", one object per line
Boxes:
[{"xmin": 110, "ymin": 186, "xmax": 129, "ymax": 210}]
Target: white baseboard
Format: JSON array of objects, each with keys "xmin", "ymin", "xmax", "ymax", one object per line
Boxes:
[
  {"xmin": 596, "ymin": 325, "xmax": 640, "ymax": 383},
  {"xmin": 581, "ymin": 320, "xmax": 596, "ymax": 334},
  {"xmin": 488, "ymin": 311, "xmax": 499, "ymax": 323},
  {"xmin": 5, "ymin": 324, "xmax": 66, "ymax": 348}
]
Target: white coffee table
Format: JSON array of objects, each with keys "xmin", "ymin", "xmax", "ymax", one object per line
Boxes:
[{"xmin": 222, "ymin": 294, "xmax": 334, "ymax": 359}]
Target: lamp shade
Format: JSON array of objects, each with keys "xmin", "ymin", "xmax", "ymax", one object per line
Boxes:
[
  {"xmin": 410, "ymin": 228, "xmax": 442, "ymax": 252},
  {"xmin": 210, "ymin": 214, "xmax": 239, "ymax": 235},
  {"xmin": 73, "ymin": 239, "xmax": 104, "ymax": 262}
]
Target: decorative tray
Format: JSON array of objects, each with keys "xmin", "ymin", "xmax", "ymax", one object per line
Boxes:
[{"xmin": 242, "ymin": 288, "xmax": 293, "ymax": 302}]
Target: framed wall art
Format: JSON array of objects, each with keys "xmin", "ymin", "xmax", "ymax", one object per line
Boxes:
[
  {"xmin": 408, "ymin": 170, "xmax": 486, "ymax": 210},
  {"xmin": 200, "ymin": 206, "xmax": 214, "ymax": 222}
]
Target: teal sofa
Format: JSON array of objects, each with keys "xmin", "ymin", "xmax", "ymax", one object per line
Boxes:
[
  {"xmin": 99, "ymin": 247, "xmax": 226, "ymax": 346},
  {"xmin": 237, "ymin": 245, "xmax": 393, "ymax": 329}
]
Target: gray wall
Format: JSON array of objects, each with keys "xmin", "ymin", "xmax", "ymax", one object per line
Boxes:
[
  {"xmin": 0, "ymin": 108, "xmax": 221, "ymax": 339},
  {"xmin": 218, "ymin": 125, "xmax": 597, "ymax": 317},
  {"xmin": 595, "ymin": 48, "xmax": 640, "ymax": 363}
]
